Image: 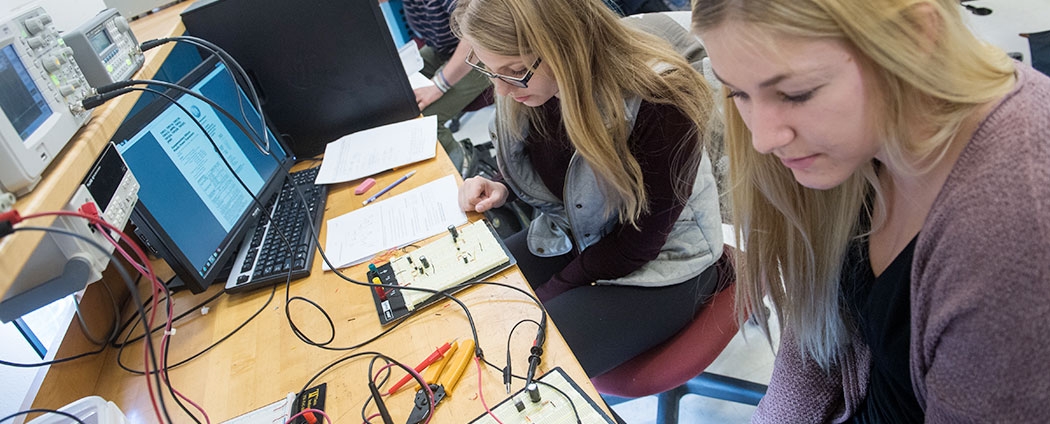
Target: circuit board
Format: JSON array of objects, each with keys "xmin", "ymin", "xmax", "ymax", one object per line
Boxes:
[
  {"xmin": 470, "ymin": 367, "xmax": 615, "ymax": 424},
  {"xmin": 367, "ymin": 220, "xmax": 515, "ymax": 324}
]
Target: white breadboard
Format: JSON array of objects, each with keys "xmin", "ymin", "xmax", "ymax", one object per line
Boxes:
[
  {"xmin": 470, "ymin": 367, "xmax": 615, "ymax": 424},
  {"xmin": 394, "ymin": 220, "xmax": 510, "ymax": 309}
]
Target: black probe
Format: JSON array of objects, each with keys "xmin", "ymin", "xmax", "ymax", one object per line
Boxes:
[{"xmin": 523, "ymin": 326, "xmax": 546, "ymax": 396}]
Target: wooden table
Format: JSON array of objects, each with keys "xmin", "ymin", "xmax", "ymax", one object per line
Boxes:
[
  {"xmin": 22, "ymin": 3, "xmax": 609, "ymax": 422},
  {"xmin": 33, "ymin": 147, "xmax": 606, "ymax": 423}
]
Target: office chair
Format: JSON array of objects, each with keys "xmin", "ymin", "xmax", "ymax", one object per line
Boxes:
[
  {"xmin": 591, "ymin": 247, "xmax": 768, "ymax": 424},
  {"xmin": 1021, "ymin": 30, "xmax": 1050, "ymax": 76}
]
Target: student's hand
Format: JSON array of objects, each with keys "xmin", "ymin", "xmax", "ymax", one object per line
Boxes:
[
  {"xmin": 414, "ymin": 86, "xmax": 444, "ymax": 111},
  {"xmin": 459, "ymin": 176, "xmax": 509, "ymax": 213}
]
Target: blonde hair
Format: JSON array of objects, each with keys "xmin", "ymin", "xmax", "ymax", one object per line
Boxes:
[
  {"xmin": 692, "ymin": 0, "xmax": 1015, "ymax": 367},
  {"xmin": 452, "ymin": 0, "xmax": 715, "ymax": 226}
]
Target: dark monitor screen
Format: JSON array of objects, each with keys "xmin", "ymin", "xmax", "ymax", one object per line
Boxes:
[
  {"xmin": 113, "ymin": 56, "xmax": 292, "ymax": 293},
  {"xmin": 180, "ymin": 0, "xmax": 420, "ymax": 158},
  {"xmin": 0, "ymin": 44, "xmax": 53, "ymax": 141}
]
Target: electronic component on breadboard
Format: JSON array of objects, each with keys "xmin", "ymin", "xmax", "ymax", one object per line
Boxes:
[
  {"xmin": 367, "ymin": 220, "xmax": 515, "ymax": 324},
  {"xmin": 469, "ymin": 367, "xmax": 615, "ymax": 424}
]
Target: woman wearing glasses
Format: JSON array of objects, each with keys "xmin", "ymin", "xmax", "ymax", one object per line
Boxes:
[{"xmin": 453, "ymin": 0, "xmax": 725, "ymax": 376}]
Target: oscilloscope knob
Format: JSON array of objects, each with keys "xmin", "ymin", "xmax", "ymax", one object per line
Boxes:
[
  {"xmin": 42, "ymin": 55, "xmax": 61, "ymax": 73},
  {"xmin": 24, "ymin": 16, "xmax": 46, "ymax": 34},
  {"xmin": 114, "ymin": 16, "xmax": 130, "ymax": 33},
  {"xmin": 26, "ymin": 36, "xmax": 45, "ymax": 49}
]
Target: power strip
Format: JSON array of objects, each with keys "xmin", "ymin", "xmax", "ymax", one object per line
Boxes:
[{"xmin": 367, "ymin": 220, "xmax": 515, "ymax": 324}]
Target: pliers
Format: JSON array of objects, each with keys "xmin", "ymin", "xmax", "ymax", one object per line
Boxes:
[{"xmin": 406, "ymin": 339, "xmax": 476, "ymax": 424}]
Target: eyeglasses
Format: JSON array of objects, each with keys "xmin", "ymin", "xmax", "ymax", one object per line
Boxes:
[{"xmin": 464, "ymin": 49, "xmax": 542, "ymax": 88}]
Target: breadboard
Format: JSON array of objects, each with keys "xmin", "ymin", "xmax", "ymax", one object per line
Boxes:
[
  {"xmin": 470, "ymin": 367, "xmax": 615, "ymax": 424},
  {"xmin": 368, "ymin": 220, "xmax": 514, "ymax": 324}
]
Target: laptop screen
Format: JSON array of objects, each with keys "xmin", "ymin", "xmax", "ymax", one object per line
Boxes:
[{"xmin": 113, "ymin": 56, "xmax": 292, "ymax": 292}]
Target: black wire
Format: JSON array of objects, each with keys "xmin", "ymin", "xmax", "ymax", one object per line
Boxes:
[
  {"xmin": 293, "ymin": 352, "xmax": 428, "ymax": 424},
  {"xmin": 93, "ymin": 69, "xmax": 554, "ymax": 421},
  {"xmin": 0, "ymin": 408, "xmax": 87, "ymax": 424},
  {"xmin": 479, "ymin": 359, "xmax": 584, "ymax": 424},
  {"xmin": 104, "ymin": 56, "xmax": 540, "ymax": 362},
  {"xmin": 535, "ymin": 379, "xmax": 583, "ymax": 424},
  {"xmin": 94, "ymin": 79, "xmax": 264, "ymax": 160},
  {"xmin": 110, "ymin": 287, "xmax": 223, "ymax": 348},
  {"xmin": 0, "ymin": 228, "xmax": 126, "ymax": 369},
  {"xmin": 139, "ymin": 36, "xmax": 270, "ymax": 155},
  {"xmin": 362, "ymin": 356, "xmax": 395, "ymax": 424},
  {"xmin": 505, "ymin": 319, "xmax": 542, "ymax": 391},
  {"xmin": 92, "ymin": 86, "xmax": 293, "ymax": 376},
  {"xmin": 115, "ymin": 283, "xmax": 276, "ymax": 374},
  {"xmin": 163, "ymin": 322, "xmax": 203, "ymax": 424},
  {"xmin": 4, "ymin": 226, "xmax": 173, "ymax": 423},
  {"xmin": 72, "ymin": 274, "xmax": 121, "ymax": 346}
]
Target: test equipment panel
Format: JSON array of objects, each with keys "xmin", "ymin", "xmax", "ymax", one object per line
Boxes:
[
  {"xmin": 0, "ymin": 7, "xmax": 93, "ymax": 196},
  {"xmin": 62, "ymin": 8, "xmax": 144, "ymax": 88},
  {"xmin": 0, "ymin": 143, "xmax": 139, "ymax": 323}
]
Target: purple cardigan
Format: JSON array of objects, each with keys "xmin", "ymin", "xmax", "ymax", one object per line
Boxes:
[{"xmin": 754, "ymin": 63, "xmax": 1050, "ymax": 423}]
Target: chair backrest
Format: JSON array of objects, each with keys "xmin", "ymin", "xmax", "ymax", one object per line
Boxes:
[
  {"xmin": 591, "ymin": 247, "xmax": 739, "ymax": 397},
  {"xmin": 1027, "ymin": 30, "xmax": 1050, "ymax": 76}
]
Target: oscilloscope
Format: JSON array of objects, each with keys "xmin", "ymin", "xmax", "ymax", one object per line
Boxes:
[
  {"xmin": 62, "ymin": 8, "xmax": 144, "ymax": 89},
  {"xmin": 0, "ymin": 7, "xmax": 93, "ymax": 196}
]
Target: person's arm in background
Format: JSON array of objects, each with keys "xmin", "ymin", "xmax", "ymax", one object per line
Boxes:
[{"xmin": 415, "ymin": 40, "xmax": 475, "ymax": 110}]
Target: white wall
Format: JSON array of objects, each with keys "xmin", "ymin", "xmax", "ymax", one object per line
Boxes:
[
  {"xmin": 962, "ymin": 0, "xmax": 1050, "ymax": 67},
  {"xmin": 0, "ymin": 320, "xmax": 45, "ymax": 424},
  {"xmin": 0, "ymin": 298, "xmax": 75, "ymax": 424},
  {"xmin": 2, "ymin": 0, "xmax": 108, "ymax": 32}
]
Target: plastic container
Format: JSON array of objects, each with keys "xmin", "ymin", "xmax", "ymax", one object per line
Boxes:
[{"xmin": 28, "ymin": 396, "xmax": 128, "ymax": 424}]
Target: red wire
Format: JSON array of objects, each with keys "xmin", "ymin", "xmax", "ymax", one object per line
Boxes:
[
  {"xmin": 475, "ymin": 356, "xmax": 504, "ymax": 424},
  {"xmin": 23, "ymin": 209, "xmax": 168, "ymax": 423},
  {"xmin": 98, "ymin": 225, "xmax": 211, "ymax": 424},
  {"xmin": 96, "ymin": 224, "xmax": 148, "ymax": 275}
]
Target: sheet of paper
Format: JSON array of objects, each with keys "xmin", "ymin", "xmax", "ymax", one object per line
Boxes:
[
  {"xmin": 314, "ymin": 115, "xmax": 437, "ymax": 184},
  {"xmin": 399, "ymin": 41, "xmax": 424, "ymax": 76},
  {"xmin": 409, "ymin": 72, "xmax": 435, "ymax": 89},
  {"xmin": 220, "ymin": 392, "xmax": 295, "ymax": 424},
  {"xmin": 324, "ymin": 175, "xmax": 467, "ymax": 270}
]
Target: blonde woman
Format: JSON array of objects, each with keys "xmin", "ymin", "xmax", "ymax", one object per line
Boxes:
[
  {"xmin": 453, "ymin": 0, "xmax": 725, "ymax": 376},
  {"xmin": 691, "ymin": 0, "xmax": 1050, "ymax": 421}
]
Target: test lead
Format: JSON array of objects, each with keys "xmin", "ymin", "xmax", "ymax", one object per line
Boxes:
[{"xmin": 503, "ymin": 365, "xmax": 512, "ymax": 393}]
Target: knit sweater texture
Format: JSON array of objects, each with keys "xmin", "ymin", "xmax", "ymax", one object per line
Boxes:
[{"xmin": 754, "ymin": 63, "xmax": 1050, "ymax": 423}]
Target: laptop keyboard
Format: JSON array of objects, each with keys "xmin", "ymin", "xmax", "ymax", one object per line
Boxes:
[{"xmin": 225, "ymin": 166, "xmax": 328, "ymax": 292}]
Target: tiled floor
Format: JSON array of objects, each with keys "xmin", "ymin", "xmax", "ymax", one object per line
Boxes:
[
  {"xmin": 450, "ymin": 104, "xmax": 496, "ymax": 148},
  {"xmin": 453, "ymin": 108, "xmax": 781, "ymax": 423}
]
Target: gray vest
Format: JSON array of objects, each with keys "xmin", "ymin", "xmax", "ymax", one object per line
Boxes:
[{"xmin": 491, "ymin": 97, "xmax": 723, "ymax": 287}]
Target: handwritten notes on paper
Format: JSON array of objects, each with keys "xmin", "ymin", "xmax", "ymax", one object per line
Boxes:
[
  {"xmin": 314, "ymin": 116, "xmax": 437, "ymax": 184},
  {"xmin": 323, "ymin": 175, "xmax": 467, "ymax": 269}
]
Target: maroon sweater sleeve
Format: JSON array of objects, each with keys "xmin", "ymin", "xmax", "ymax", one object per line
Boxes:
[{"xmin": 529, "ymin": 101, "xmax": 699, "ymax": 287}]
